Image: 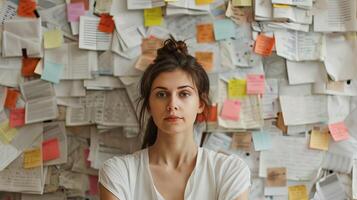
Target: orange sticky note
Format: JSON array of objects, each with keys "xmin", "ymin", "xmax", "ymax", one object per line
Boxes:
[
  {"xmin": 221, "ymin": 100, "xmax": 241, "ymax": 120},
  {"xmin": 254, "ymin": 34, "xmax": 275, "ymax": 56},
  {"xmin": 196, "ymin": 24, "xmax": 215, "ymax": 43},
  {"xmin": 196, "ymin": 0, "xmax": 213, "ymax": 5},
  {"xmin": 71, "ymin": 0, "xmax": 89, "ymax": 10},
  {"xmin": 195, "ymin": 52, "xmax": 213, "ymax": 71},
  {"xmin": 247, "ymin": 74, "xmax": 265, "ymax": 94},
  {"xmin": 328, "ymin": 122, "xmax": 350, "ymax": 141},
  {"xmin": 42, "ymin": 138, "xmax": 60, "ymax": 161},
  {"xmin": 22, "ymin": 57, "xmax": 40, "ymax": 77},
  {"xmin": 98, "ymin": 14, "xmax": 115, "ymax": 33},
  {"xmin": 197, "ymin": 104, "xmax": 218, "ymax": 122},
  {"xmin": 17, "ymin": 0, "xmax": 37, "ymax": 18},
  {"xmin": 4, "ymin": 89, "xmax": 19, "ymax": 109},
  {"xmin": 23, "ymin": 148, "xmax": 42, "ymax": 169},
  {"xmin": 9, "ymin": 108, "xmax": 25, "ymax": 128}
]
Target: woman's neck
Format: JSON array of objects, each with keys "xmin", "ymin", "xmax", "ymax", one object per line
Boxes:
[{"xmin": 148, "ymin": 130, "xmax": 198, "ymax": 169}]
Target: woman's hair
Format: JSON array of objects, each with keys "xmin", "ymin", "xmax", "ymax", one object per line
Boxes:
[{"xmin": 137, "ymin": 35, "xmax": 211, "ymax": 149}]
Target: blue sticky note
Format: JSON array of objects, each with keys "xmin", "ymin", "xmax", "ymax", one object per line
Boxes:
[
  {"xmin": 41, "ymin": 61, "xmax": 64, "ymax": 84},
  {"xmin": 213, "ymin": 19, "xmax": 235, "ymax": 41},
  {"xmin": 252, "ymin": 132, "xmax": 272, "ymax": 151}
]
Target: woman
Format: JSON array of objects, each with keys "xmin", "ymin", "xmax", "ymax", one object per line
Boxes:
[{"xmin": 99, "ymin": 36, "xmax": 251, "ymax": 200}]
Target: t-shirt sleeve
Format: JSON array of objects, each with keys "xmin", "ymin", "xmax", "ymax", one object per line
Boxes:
[
  {"xmin": 217, "ymin": 155, "xmax": 251, "ymax": 200},
  {"xmin": 98, "ymin": 157, "xmax": 131, "ymax": 200}
]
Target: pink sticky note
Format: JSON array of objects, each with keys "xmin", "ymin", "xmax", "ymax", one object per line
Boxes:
[
  {"xmin": 220, "ymin": 100, "xmax": 241, "ymax": 120},
  {"xmin": 67, "ymin": 2, "xmax": 85, "ymax": 22},
  {"xmin": 88, "ymin": 175, "xmax": 99, "ymax": 195},
  {"xmin": 42, "ymin": 138, "xmax": 60, "ymax": 161},
  {"xmin": 9, "ymin": 108, "xmax": 25, "ymax": 128},
  {"xmin": 247, "ymin": 74, "xmax": 265, "ymax": 94},
  {"xmin": 328, "ymin": 122, "xmax": 350, "ymax": 141}
]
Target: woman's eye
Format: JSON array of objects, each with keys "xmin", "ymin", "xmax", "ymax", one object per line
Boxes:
[
  {"xmin": 179, "ymin": 91, "xmax": 191, "ymax": 97},
  {"xmin": 156, "ymin": 91, "xmax": 167, "ymax": 98}
]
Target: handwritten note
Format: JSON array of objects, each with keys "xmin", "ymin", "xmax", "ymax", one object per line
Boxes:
[
  {"xmin": 254, "ymin": 34, "xmax": 275, "ymax": 56},
  {"xmin": 41, "ymin": 61, "xmax": 64, "ymax": 84},
  {"xmin": 9, "ymin": 108, "xmax": 25, "ymax": 128},
  {"xmin": 247, "ymin": 74, "xmax": 265, "ymax": 94},
  {"xmin": 98, "ymin": 14, "xmax": 115, "ymax": 33},
  {"xmin": 221, "ymin": 100, "xmax": 241, "ymax": 121},
  {"xmin": 42, "ymin": 138, "xmax": 60, "ymax": 161},
  {"xmin": 17, "ymin": 0, "xmax": 37, "ymax": 18},
  {"xmin": 309, "ymin": 127, "xmax": 329, "ymax": 151},
  {"xmin": 288, "ymin": 185, "xmax": 308, "ymax": 200},
  {"xmin": 144, "ymin": 7, "xmax": 163, "ymax": 27},
  {"xmin": 22, "ymin": 57, "xmax": 40, "ymax": 77},
  {"xmin": 67, "ymin": 2, "xmax": 86, "ymax": 22},
  {"xmin": 5, "ymin": 89, "xmax": 19, "ymax": 109},
  {"xmin": 266, "ymin": 167, "xmax": 286, "ymax": 187},
  {"xmin": 0, "ymin": 120, "xmax": 17, "ymax": 144},
  {"xmin": 195, "ymin": 51, "xmax": 213, "ymax": 71},
  {"xmin": 230, "ymin": 132, "xmax": 252, "ymax": 151},
  {"xmin": 23, "ymin": 148, "xmax": 42, "ymax": 169},
  {"xmin": 44, "ymin": 29, "xmax": 63, "ymax": 49},
  {"xmin": 228, "ymin": 79, "xmax": 247, "ymax": 98},
  {"xmin": 213, "ymin": 19, "xmax": 235, "ymax": 41},
  {"xmin": 252, "ymin": 132, "xmax": 272, "ymax": 151},
  {"xmin": 196, "ymin": 24, "xmax": 214, "ymax": 43},
  {"xmin": 328, "ymin": 122, "xmax": 350, "ymax": 141}
]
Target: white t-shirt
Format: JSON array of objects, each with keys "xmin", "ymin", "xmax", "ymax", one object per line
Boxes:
[{"xmin": 99, "ymin": 147, "xmax": 251, "ymax": 200}]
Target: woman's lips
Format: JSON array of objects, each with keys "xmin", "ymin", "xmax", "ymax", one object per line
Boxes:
[{"xmin": 164, "ymin": 116, "xmax": 182, "ymax": 122}]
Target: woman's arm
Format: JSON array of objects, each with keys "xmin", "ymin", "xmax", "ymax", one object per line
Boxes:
[
  {"xmin": 234, "ymin": 188, "xmax": 249, "ymax": 200},
  {"xmin": 99, "ymin": 183, "xmax": 120, "ymax": 200}
]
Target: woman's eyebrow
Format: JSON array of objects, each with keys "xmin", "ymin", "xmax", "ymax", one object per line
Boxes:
[{"xmin": 152, "ymin": 85, "xmax": 194, "ymax": 90}]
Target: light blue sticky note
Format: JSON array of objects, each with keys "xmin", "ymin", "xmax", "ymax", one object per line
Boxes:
[
  {"xmin": 41, "ymin": 61, "xmax": 64, "ymax": 84},
  {"xmin": 213, "ymin": 19, "xmax": 235, "ymax": 41},
  {"xmin": 252, "ymin": 132, "xmax": 272, "ymax": 151}
]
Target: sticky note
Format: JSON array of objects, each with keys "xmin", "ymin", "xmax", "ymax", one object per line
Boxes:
[
  {"xmin": 220, "ymin": 100, "xmax": 241, "ymax": 121},
  {"xmin": 0, "ymin": 120, "xmax": 17, "ymax": 144},
  {"xmin": 309, "ymin": 127, "xmax": 329, "ymax": 151},
  {"xmin": 195, "ymin": 0, "xmax": 213, "ymax": 5},
  {"xmin": 144, "ymin": 7, "xmax": 163, "ymax": 27},
  {"xmin": 230, "ymin": 132, "xmax": 252, "ymax": 151},
  {"xmin": 71, "ymin": 0, "xmax": 89, "ymax": 10},
  {"xmin": 195, "ymin": 52, "xmax": 213, "ymax": 71},
  {"xmin": 196, "ymin": 24, "xmax": 214, "ymax": 43},
  {"xmin": 232, "ymin": 0, "xmax": 252, "ymax": 6},
  {"xmin": 9, "ymin": 108, "xmax": 25, "ymax": 128},
  {"xmin": 98, "ymin": 14, "xmax": 115, "ymax": 33},
  {"xmin": 247, "ymin": 74, "xmax": 265, "ymax": 94},
  {"xmin": 254, "ymin": 34, "xmax": 275, "ymax": 56},
  {"xmin": 4, "ymin": 89, "xmax": 19, "ymax": 109},
  {"xmin": 228, "ymin": 79, "xmax": 246, "ymax": 98},
  {"xmin": 67, "ymin": 2, "xmax": 86, "ymax": 22},
  {"xmin": 252, "ymin": 132, "xmax": 272, "ymax": 151},
  {"xmin": 213, "ymin": 19, "xmax": 235, "ymax": 41},
  {"xmin": 328, "ymin": 122, "xmax": 350, "ymax": 141},
  {"xmin": 266, "ymin": 167, "xmax": 286, "ymax": 187},
  {"xmin": 41, "ymin": 61, "xmax": 64, "ymax": 84},
  {"xmin": 18, "ymin": 0, "xmax": 37, "ymax": 18},
  {"xmin": 22, "ymin": 57, "xmax": 40, "ymax": 77},
  {"xmin": 88, "ymin": 175, "xmax": 99, "ymax": 195},
  {"xmin": 42, "ymin": 138, "xmax": 60, "ymax": 161},
  {"xmin": 288, "ymin": 185, "xmax": 308, "ymax": 200},
  {"xmin": 44, "ymin": 29, "xmax": 63, "ymax": 49},
  {"xmin": 23, "ymin": 148, "xmax": 42, "ymax": 169},
  {"xmin": 197, "ymin": 104, "xmax": 218, "ymax": 122}
]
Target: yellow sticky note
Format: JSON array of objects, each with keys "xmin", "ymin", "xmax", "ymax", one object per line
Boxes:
[
  {"xmin": 144, "ymin": 7, "xmax": 163, "ymax": 27},
  {"xmin": 44, "ymin": 29, "xmax": 63, "ymax": 49},
  {"xmin": 196, "ymin": 0, "xmax": 213, "ymax": 5},
  {"xmin": 309, "ymin": 127, "xmax": 330, "ymax": 151},
  {"xmin": 0, "ymin": 120, "xmax": 17, "ymax": 144},
  {"xmin": 288, "ymin": 185, "xmax": 308, "ymax": 200},
  {"xmin": 23, "ymin": 148, "xmax": 42, "ymax": 169},
  {"xmin": 273, "ymin": 4, "xmax": 290, "ymax": 8},
  {"xmin": 232, "ymin": 0, "xmax": 252, "ymax": 6},
  {"xmin": 228, "ymin": 79, "xmax": 246, "ymax": 98}
]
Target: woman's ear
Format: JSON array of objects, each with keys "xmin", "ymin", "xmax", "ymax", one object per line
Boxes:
[{"xmin": 198, "ymin": 100, "xmax": 205, "ymax": 114}]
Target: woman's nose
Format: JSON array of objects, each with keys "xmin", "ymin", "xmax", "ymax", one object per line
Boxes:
[{"xmin": 166, "ymin": 95, "xmax": 179, "ymax": 111}]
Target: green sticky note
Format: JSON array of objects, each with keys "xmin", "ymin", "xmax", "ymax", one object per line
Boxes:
[
  {"xmin": 213, "ymin": 19, "xmax": 235, "ymax": 41},
  {"xmin": 41, "ymin": 61, "xmax": 64, "ymax": 83}
]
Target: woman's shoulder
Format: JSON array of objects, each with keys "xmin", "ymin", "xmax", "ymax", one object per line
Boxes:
[
  {"xmin": 101, "ymin": 148, "xmax": 147, "ymax": 171},
  {"xmin": 200, "ymin": 147, "xmax": 248, "ymax": 169}
]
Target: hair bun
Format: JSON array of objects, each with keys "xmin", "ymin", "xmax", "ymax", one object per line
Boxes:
[{"xmin": 162, "ymin": 35, "xmax": 188, "ymax": 55}]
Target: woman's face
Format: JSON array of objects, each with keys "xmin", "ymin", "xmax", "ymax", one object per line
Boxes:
[{"xmin": 148, "ymin": 69, "xmax": 204, "ymax": 135}]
